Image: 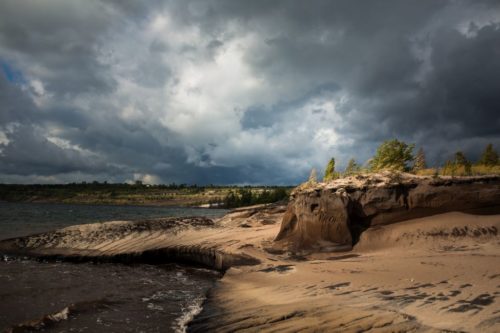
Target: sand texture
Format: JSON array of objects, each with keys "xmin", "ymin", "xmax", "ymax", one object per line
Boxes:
[{"xmin": 190, "ymin": 211, "xmax": 500, "ymax": 332}]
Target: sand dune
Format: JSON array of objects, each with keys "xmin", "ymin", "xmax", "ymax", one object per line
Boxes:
[
  {"xmin": 188, "ymin": 211, "xmax": 500, "ymax": 332},
  {"xmin": 355, "ymin": 212, "xmax": 499, "ymax": 252}
]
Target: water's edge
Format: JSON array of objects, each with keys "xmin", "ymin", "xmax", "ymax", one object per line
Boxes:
[
  {"xmin": 1, "ymin": 254, "xmax": 222, "ymax": 333},
  {"xmin": 1, "ymin": 248, "xmax": 233, "ymax": 332},
  {"xmin": 0, "ymin": 202, "xmax": 232, "ymax": 332}
]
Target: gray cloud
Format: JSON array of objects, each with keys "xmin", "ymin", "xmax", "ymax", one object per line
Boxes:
[
  {"xmin": 241, "ymin": 83, "xmax": 340, "ymax": 130},
  {"xmin": 0, "ymin": 124, "xmax": 116, "ymax": 176},
  {"xmin": 0, "ymin": 0, "xmax": 117, "ymax": 96},
  {"xmin": 0, "ymin": 0, "xmax": 499, "ymax": 184}
]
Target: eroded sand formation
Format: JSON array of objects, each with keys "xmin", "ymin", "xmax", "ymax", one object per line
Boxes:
[
  {"xmin": 1, "ymin": 173, "xmax": 499, "ymax": 332},
  {"xmin": 275, "ymin": 173, "xmax": 500, "ymax": 250}
]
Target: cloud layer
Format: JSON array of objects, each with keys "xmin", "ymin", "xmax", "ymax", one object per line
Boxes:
[{"xmin": 1, "ymin": 0, "xmax": 499, "ymax": 184}]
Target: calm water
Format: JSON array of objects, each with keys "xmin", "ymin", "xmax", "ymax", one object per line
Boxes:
[{"xmin": 0, "ymin": 202, "xmax": 228, "ymax": 332}]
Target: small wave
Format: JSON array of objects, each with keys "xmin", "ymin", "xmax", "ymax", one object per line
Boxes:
[
  {"xmin": 6, "ymin": 306, "xmax": 69, "ymax": 332},
  {"xmin": 6, "ymin": 299, "xmax": 113, "ymax": 333},
  {"xmin": 1, "ymin": 254, "xmax": 30, "ymax": 262},
  {"xmin": 173, "ymin": 296, "xmax": 206, "ymax": 333}
]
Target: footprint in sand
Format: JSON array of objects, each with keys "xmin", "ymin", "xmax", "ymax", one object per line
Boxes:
[
  {"xmin": 447, "ymin": 293, "xmax": 496, "ymax": 313},
  {"xmin": 325, "ymin": 282, "xmax": 351, "ymax": 290},
  {"xmin": 259, "ymin": 265, "xmax": 295, "ymax": 274}
]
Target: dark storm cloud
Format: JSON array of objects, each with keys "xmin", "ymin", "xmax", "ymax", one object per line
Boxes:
[
  {"xmin": 0, "ymin": 74, "xmax": 121, "ymax": 177},
  {"xmin": 0, "ymin": 73, "xmax": 193, "ymax": 182},
  {"xmin": 333, "ymin": 22, "xmax": 500, "ymax": 162},
  {"xmin": 0, "ymin": 124, "xmax": 120, "ymax": 176},
  {"xmin": 0, "ymin": 72, "xmax": 36, "ymax": 124},
  {"xmin": 241, "ymin": 82, "xmax": 339, "ymax": 129},
  {"xmin": 0, "ymin": 0, "xmax": 499, "ymax": 184},
  {"xmin": 426, "ymin": 24, "xmax": 500, "ymax": 137},
  {"xmin": 228, "ymin": 0, "xmax": 500, "ymax": 167},
  {"xmin": 0, "ymin": 1, "xmax": 117, "ymax": 96}
]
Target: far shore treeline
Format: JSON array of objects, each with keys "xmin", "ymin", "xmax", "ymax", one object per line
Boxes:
[{"xmin": 0, "ymin": 182, "xmax": 291, "ymax": 209}]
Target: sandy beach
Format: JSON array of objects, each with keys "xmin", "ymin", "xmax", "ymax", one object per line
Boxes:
[
  {"xmin": 191, "ymin": 210, "xmax": 500, "ymax": 332},
  {"xmin": 1, "ymin": 175, "xmax": 499, "ymax": 332},
  {"xmin": 1, "ymin": 206, "xmax": 499, "ymax": 332}
]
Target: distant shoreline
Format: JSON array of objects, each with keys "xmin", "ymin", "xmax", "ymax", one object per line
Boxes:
[
  {"xmin": 0, "ymin": 199, "xmax": 225, "ymax": 209},
  {"xmin": 0, "ymin": 184, "xmax": 292, "ymax": 209},
  {"xmin": 0, "ymin": 198, "xmax": 220, "ymax": 208}
]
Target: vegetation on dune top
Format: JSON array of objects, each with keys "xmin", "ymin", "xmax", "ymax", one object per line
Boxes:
[
  {"xmin": 323, "ymin": 158, "xmax": 339, "ymax": 181},
  {"xmin": 311, "ymin": 141, "xmax": 500, "ymax": 187},
  {"xmin": 479, "ymin": 143, "xmax": 499, "ymax": 166},
  {"xmin": 344, "ymin": 158, "xmax": 361, "ymax": 176},
  {"xmin": 412, "ymin": 148, "xmax": 427, "ymax": 172},
  {"xmin": 369, "ymin": 139, "xmax": 415, "ymax": 172}
]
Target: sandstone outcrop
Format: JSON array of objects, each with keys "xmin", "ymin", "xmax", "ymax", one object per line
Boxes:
[
  {"xmin": 0, "ymin": 215, "xmax": 263, "ymax": 271},
  {"xmin": 274, "ymin": 173, "xmax": 500, "ymax": 250}
]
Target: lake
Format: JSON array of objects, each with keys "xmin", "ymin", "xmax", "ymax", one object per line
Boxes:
[{"xmin": 0, "ymin": 202, "xmax": 228, "ymax": 332}]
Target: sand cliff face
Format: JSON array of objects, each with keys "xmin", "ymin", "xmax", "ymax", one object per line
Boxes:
[{"xmin": 275, "ymin": 173, "xmax": 500, "ymax": 250}]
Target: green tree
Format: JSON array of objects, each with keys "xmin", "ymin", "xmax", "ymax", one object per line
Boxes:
[
  {"xmin": 412, "ymin": 148, "xmax": 427, "ymax": 172},
  {"xmin": 479, "ymin": 143, "xmax": 499, "ymax": 166},
  {"xmin": 454, "ymin": 151, "xmax": 468, "ymax": 166},
  {"xmin": 223, "ymin": 191, "xmax": 238, "ymax": 208},
  {"xmin": 442, "ymin": 160, "xmax": 457, "ymax": 176},
  {"xmin": 271, "ymin": 188, "xmax": 289, "ymax": 202},
  {"xmin": 308, "ymin": 168, "xmax": 318, "ymax": 184},
  {"xmin": 454, "ymin": 151, "xmax": 472, "ymax": 175},
  {"xmin": 323, "ymin": 158, "xmax": 337, "ymax": 181},
  {"xmin": 369, "ymin": 139, "xmax": 415, "ymax": 172},
  {"xmin": 238, "ymin": 188, "xmax": 253, "ymax": 206},
  {"xmin": 344, "ymin": 158, "xmax": 360, "ymax": 176}
]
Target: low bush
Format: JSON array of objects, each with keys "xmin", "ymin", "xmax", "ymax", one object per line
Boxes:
[
  {"xmin": 415, "ymin": 168, "xmax": 439, "ymax": 176},
  {"xmin": 222, "ymin": 188, "xmax": 290, "ymax": 208}
]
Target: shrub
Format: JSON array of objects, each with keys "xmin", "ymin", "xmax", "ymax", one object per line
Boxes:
[
  {"xmin": 308, "ymin": 168, "xmax": 318, "ymax": 184},
  {"xmin": 471, "ymin": 164, "xmax": 500, "ymax": 175},
  {"xmin": 222, "ymin": 188, "xmax": 290, "ymax": 208},
  {"xmin": 415, "ymin": 168, "xmax": 438, "ymax": 176},
  {"xmin": 454, "ymin": 151, "xmax": 472, "ymax": 175},
  {"xmin": 344, "ymin": 158, "xmax": 360, "ymax": 176}
]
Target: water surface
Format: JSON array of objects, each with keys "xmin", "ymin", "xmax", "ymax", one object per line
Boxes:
[
  {"xmin": 0, "ymin": 201, "xmax": 227, "ymax": 240},
  {"xmin": 0, "ymin": 202, "xmax": 228, "ymax": 332}
]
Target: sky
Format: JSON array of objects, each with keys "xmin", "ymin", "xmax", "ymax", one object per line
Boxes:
[{"xmin": 0, "ymin": 0, "xmax": 499, "ymax": 185}]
